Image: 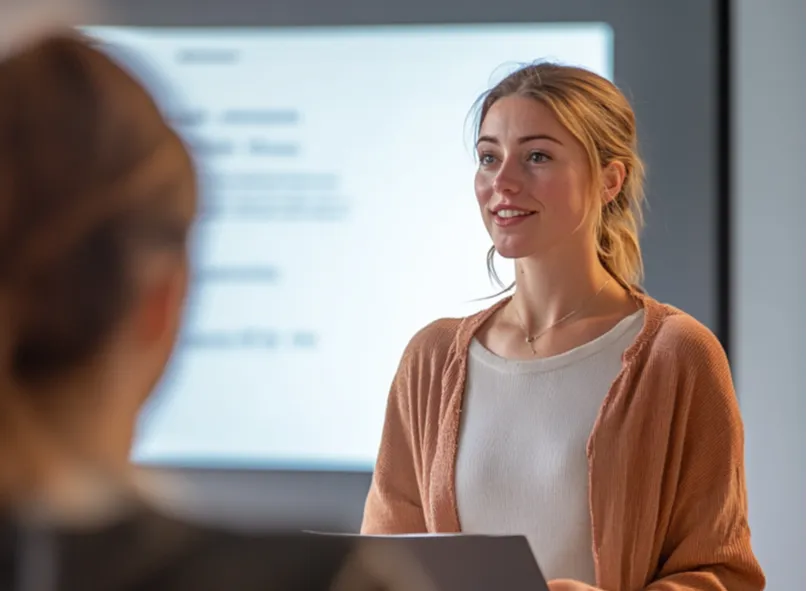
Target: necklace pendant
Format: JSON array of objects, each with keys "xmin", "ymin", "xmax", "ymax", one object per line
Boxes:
[{"xmin": 525, "ymin": 336, "xmax": 536, "ymax": 344}]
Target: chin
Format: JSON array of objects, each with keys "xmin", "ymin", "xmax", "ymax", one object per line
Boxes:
[{"xmin": 492, "ymin": 240, "xmax": 538, "ymax": 260}]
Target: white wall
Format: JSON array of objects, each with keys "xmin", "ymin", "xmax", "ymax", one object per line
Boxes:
[{"xmin": 733, "ymin": 1, "xmax": 805, "ymax": 589}]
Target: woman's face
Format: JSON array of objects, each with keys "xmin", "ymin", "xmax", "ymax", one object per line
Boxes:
[{"xmin": 475, "ymin": 95, "xmax": 595, "ymax": 261}]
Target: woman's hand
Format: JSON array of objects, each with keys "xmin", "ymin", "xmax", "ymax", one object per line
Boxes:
[{"xmin": 547, "ymin": 579, "xmax": 599, "ymax": 591}]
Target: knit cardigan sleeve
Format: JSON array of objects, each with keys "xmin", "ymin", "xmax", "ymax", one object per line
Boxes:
[
  {"xmin": 643, "ymin": 318, "xmax": 765, "ymax": 591},
  {"xmin": 360, "ymin": 339, "xmax": 428, "ymax": 534}
]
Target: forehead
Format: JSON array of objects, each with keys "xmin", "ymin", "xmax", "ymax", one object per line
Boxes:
[{"xmin": 479, "ymin": 95, "xmax": 569, "ymax": 139}]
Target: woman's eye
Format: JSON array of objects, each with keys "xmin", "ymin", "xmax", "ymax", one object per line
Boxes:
[
  {"xmin": 529, "ymin": 151, "xmax": 550, "ymax": 163},
  {"xmin": 478, "ymin": 153, "xmax": 496, "ymax": 165}
]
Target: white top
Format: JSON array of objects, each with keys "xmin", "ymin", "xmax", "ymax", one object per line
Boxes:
[{"xmin": 455, "ymin": 310, "xmax": 645, "ymax": 585}]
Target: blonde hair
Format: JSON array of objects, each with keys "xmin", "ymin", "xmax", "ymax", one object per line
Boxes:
[{"xmin": 477, "ymin": 62, "xmax": 646, "ymax": 289}]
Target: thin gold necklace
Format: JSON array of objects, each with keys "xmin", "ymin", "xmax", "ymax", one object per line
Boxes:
[{"xmin": 512, "ymin": 278, "xmax": 612, "ymax": 354}]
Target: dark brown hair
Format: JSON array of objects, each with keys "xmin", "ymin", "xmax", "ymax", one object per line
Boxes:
[
  {"xmin": 0, "ymin": 31, "xmax": 196, "ymax": 386},
  {"xmin": 476, "ymin": 62, "xmax": 646, "ymax": 290}
]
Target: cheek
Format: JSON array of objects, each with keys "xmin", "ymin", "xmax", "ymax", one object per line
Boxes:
[
  {"xmin": 474, "ymin": 170, "xmax": 493, "ymax": 207},
  {"xmin": 530, "ymin": 169, "xmax": 589, "ymax": 214}
]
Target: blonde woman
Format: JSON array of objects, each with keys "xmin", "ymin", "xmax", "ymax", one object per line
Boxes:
[{"xmin": 362, "ymin": 64, "xmax": 764, "ymax": 591}]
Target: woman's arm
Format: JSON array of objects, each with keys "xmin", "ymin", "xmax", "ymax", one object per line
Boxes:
[
  {"xmin": 641, "ymin": 324, "xmax": 765, "ymax": 591},
  {"xmin": 361, "ymin": 348, "xmax": 428, "ymax": 534}
]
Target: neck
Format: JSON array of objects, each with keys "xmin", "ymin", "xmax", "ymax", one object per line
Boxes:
[
  {"xmin": 0, "ymin": 369, "xmax": 137, "ymax": 509},
  {"xmin": 512, "ymin": 245, "xmax": 614, "ymax": 331},
  {"xmin": 40, "ymin": 372, "xmax": 137, "ymax": 474}
]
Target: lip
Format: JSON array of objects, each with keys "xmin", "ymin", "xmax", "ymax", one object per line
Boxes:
[
  {"xmin": 490, "ymin": 209, "xmax": 537, "ymax": 227},
  {"xmin": 489, "ymin": 204, "xmax": 535, "ymax": 214},
  {"xmin": 488, "ymin": 203, "xmax": 537, "ymax": 228}
]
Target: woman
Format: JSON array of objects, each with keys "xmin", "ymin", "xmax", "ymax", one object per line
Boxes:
[
  {"xmin": 0, "ymin": 32, "xmax": 368, "ymax": 591},
  {"xmin": 362, "ymin": 63, "xmax": 765, "ymax": 591}
]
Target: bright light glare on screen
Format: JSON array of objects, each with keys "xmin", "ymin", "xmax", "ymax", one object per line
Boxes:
[{"xmin": 83, "ymin": 24, "xmax": 613, "ymax": 471}]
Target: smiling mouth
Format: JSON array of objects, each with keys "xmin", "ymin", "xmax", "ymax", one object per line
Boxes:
[{"xmin": 491, "ymin": 208, "xmax": 536, "ymax": 219}]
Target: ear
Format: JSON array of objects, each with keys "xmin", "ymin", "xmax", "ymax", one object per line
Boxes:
[
  {"xmin": 601, "ymin": 160, "xmax": 627, "ymax": 205},
  {"xmin": 135, "ymin": 262, "xmax": 189, "ymax": 346}
]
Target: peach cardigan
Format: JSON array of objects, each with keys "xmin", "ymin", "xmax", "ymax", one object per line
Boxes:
[{"xmin": 362, "ymin": 293, "xmax": 765, "ymax": 590}]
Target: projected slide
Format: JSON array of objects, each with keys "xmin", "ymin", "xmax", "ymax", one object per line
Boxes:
[{"xmin": 86, "ymin": 24, "xmax": 612, "ymax": 469}]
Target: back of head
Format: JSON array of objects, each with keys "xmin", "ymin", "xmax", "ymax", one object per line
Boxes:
[
  {"xmin": 0, "ymin": 31, "xmax": 196, "ymax": 491},
  {"xmin": 477, "ymin": 62, "xmax": 646, "ymax": 288},
  {"xmin": 0, "ymin": 30, "xmax": 195, "ymax": 384}
]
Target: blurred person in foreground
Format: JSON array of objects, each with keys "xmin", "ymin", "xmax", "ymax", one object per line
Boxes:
[{"xmin": 0, "ymin": 31, "xmax": 379, "ymax": 591}]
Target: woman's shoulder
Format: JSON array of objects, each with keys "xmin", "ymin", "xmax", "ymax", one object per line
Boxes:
[
  {"xmin": 402, "ymin": 317, "xmax": 463, "ymax": 357},
  {"xmin": 639, "ymin": 296, "xmax": 727, "ymax": 363},
  {"xmin": 635, "ymin": 296, "xmax": 733, "ymax": 398},
  {"xmin": 632, "ymin": 297, "xmax": 744, "ymax": 448}
]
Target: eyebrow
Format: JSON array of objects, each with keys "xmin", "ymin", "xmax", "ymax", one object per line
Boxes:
[{"xmin": 476, "ymin": 134, "xmax": 563, "ymax": 146}]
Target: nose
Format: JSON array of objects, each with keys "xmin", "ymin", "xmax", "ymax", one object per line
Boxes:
[{"xmin": 491, "ymin": 158, "xmax": 522, "ymax": 195}]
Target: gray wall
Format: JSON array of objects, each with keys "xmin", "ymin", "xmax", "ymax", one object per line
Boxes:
[{"xmin": 732, "ymin": 0, "xmax": 806, "ymax": 589}]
